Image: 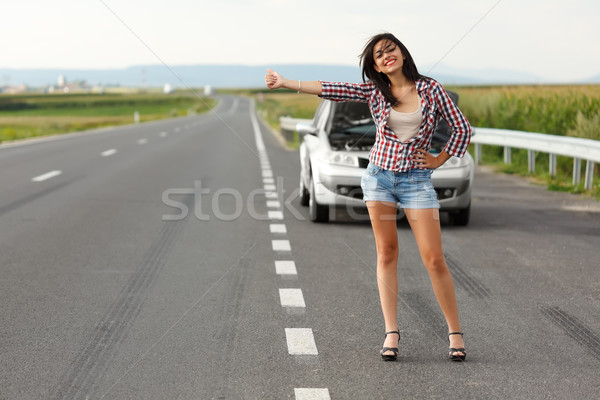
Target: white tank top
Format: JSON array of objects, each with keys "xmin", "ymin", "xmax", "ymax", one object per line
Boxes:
[{"xmin": 387, "ymin": 105, "xmax": 423, "ymax": 142}]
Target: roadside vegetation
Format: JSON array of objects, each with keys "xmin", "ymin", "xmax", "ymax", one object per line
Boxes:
[
  {"xmin": 249, "ymin": 84, "xmax": 600, "ymax": 200},
  {"xmin": 0, "ymin": 92, "xmax": 216, "ymax": 143},
  {"xmin": 452, "ymin": 85, "xmax": 600, "ymax": 200}
]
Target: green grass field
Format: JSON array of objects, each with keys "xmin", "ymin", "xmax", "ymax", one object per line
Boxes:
[{"xmin": 0, "ymin": 92, "xmax": 216, "ymax": 142}]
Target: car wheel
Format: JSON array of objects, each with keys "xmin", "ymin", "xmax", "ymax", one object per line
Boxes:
[
  {"xmin": 309, "ymin": 176, "xmax": 329, "ymax": 222},
  {"xmin": 299, "ymin": 173, "xmax": 309, "ymax": 207},
  {"xmin": 450, "ymin": 202, "xmax": 470, "ymax": 226}
]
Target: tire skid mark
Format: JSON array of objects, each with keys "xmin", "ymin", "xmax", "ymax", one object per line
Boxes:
[
  {"xmin": 53, "ymin": 194, "xmax": 194, "ymax": 400},
  {"xmin": 0, "ymin": 180, "xmax": 72, "ymax": 217},
  {"xmin": 399, "ymin": 292, "xmax": 447, "ymax": 335},
  {"xmin": 212, "ymin": 256, "xmax": 251, "ymax": 400},
  {"xmin": 445, "ymin": 253, "xmax": 491, "ymax": 299},
  {"xmin": 541, "ymin": 306, "xmax": 600, "ymax": 361}
]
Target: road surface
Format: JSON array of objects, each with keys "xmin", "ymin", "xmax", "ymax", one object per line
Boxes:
[{"xmin": 1, "ymin": 96, "xmax": 599, "ymax": 399}]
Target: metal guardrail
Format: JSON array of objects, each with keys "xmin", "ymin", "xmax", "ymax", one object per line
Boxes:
[
  {"xmin": 280, "ymin": 116, "xmax": 312, "ymax": 142},
  {"xmin": 280, "ymin": 116, "xmax": 310, "ymax": 130},
  {"xmin": 280, "ymin": 117, "xmax": 599, "ymax": 190},
  {"xmin": 471, "ymin": 128, "xmax": 599, "ymax": 190}
]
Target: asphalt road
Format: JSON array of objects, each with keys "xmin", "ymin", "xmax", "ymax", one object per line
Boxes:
[{"xmin": 1, "ymin": 95, "xmax": 599, "ymax": 400}]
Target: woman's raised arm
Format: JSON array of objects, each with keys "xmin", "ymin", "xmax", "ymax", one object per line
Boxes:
[{"xmin": 265, "ymin": 68, "xmax": 322, "ymax": 95}]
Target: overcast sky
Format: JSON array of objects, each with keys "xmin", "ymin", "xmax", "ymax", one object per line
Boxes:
[{"xmin": 1, "ymin": 0, "xmax": 599, "ymax": 82}]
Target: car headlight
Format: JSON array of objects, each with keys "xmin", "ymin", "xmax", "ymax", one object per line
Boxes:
[
  {"xmin": 446, "ymin": 157, "xmax": 461, "ymax": 167},
  {"xmin": 321, "ymin": 152, "xmax": 359, "ymax": 167},
  {"xmin": 440, "ymin": 156, "xmax": 471, "ymax": 169}
]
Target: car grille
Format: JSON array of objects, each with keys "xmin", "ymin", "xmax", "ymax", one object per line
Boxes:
[{"xmin": 335, "ymin": 185, "xmax": 363, "ymax": 199}]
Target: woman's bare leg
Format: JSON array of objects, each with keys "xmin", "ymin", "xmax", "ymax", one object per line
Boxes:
[
  {"xmin": 405, "ymin": 208, "xmax": 465, "ymax": 355},
  {"xmin": 366, "ymin": 201, "xmax": 401, "ymax": 354}
]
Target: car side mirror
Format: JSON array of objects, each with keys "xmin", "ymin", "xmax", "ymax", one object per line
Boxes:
[{"xmin": 296, "ymin": 123, "xmax": 316, "ymax": 136}]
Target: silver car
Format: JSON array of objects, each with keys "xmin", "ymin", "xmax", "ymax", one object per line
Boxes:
[{"xmin": 297, "ymin": 92, "xmax": 474, "ymax": 225}]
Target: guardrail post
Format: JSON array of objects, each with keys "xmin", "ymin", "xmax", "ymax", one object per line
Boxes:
[
  {"xmin": 573, "ymin": 158, "xmax": 581, "ymax": 185},
  {"xmin": 549, "ymin": 154, "xmax": 557, "ymax": 177},
  {"xmin": 475, "ymin": 143, "xmax": 482, "ymax": 165},
  {"xmin": 584, "ymin": 161, "xmax": 595, "ymax": 190},
  {"xmin": 528, "ymin": 150, "xmax": 535, "ymax": 173},
  {"xmin": 134, "ymin": 111, "xmax": 140, "ymax": 124},
  {"xmin": 504, "ymin": 146, "xmax": 511, "ymax": 164}
]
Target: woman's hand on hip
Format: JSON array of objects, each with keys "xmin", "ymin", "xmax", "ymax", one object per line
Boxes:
[{"xmin": 412, "ymin": 149, "xmax": 450, "ymax": 169}]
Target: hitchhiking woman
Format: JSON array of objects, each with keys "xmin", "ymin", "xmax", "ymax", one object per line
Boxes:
[{"xmin": 264, "ymin": 32, "xmax": 470, "ymax": 361}]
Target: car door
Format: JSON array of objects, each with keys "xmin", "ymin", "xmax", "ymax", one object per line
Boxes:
[{"xmin": 300, "ymin": 101, "xmax": 330, "ymax": 186}]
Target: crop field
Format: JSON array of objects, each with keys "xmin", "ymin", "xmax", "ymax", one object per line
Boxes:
[
  {"xmin": 451, "ymin": 84, "xmax": 600, "ymax": 198},
  {"xmin": 252, "ymin": 84, "xmax": 600, "ymax": 199},
  {"xmin": 0, "ymin": 92, "xmax": 216, "ymax": 142}
]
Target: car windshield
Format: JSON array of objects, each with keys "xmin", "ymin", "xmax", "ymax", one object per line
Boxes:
[{"xmin": 327, "ymin": 91, "xmax": 459, "ymax": 153}]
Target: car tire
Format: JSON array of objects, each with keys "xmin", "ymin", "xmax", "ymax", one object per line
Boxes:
[
  {"xmin": 309, "ymin": 176, "xmax": 329, "ymax": 222},
  {"xmin": 450, "ymin": 202, "xmax": 470, "ymax": 226},
  {"xmin": 299, "ymin": 174, "xmax": 309, "ymax": 207}
]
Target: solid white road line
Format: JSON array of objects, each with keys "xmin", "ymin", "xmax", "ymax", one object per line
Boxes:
[
  {"xmin": 250, "ymin": 101, "xmax": 267, "ymax": 154},
  {"xmin": 294, "ymin": 388, "xmax": 331, "ymax": 400},
  {"xmin": 101, "ymin": 149, "xmax": 117, "ymax": 157},
  {"xmin": 272, "ymin": 240, "xmax": 291, "ymax": 251},
  {"xmin": 279, "ymin": 289, "xmax": 306, "ymax": 308},
  {"xmin": 270, "ymin": 224, "xmax": 287, "ymax": 234},
  {"xmin": 268, "ymin": 211, "xmax": 284, "ymax": 220},
  {"xmin": 275, "ymin": 260, "xmax": 297, "ymax": 275},
  {"xmin": 32, "ymin": 170, "xmax": 62, "ymax": 182},
  {"xmin": 285, "ymin": 328, "xmax": 318, "ymax": 355}
]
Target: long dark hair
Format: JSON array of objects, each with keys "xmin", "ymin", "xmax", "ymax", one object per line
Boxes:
[{"xmin": 360, "ymin": 33, "xmax": 428, "ymax": 105}]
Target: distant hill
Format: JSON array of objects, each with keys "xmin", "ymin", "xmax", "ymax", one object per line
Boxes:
[
  {"xmin": 583, "ymin": 73, "xmax": 600, "ymax": 83},
  {"xmin": 0, "ymin": 64, "xmax": 597, "ymax": 88}
]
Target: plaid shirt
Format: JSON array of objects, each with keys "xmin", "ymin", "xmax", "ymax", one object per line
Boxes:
[{"xmin": 319, "ymin": 78, "xmax": 472, "ymax": 172}]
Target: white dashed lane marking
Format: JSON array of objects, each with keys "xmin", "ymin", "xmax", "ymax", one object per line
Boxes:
[
  {"xmin": 138, "ymin": 138, "xmax": 148, "ymax": 145},
  {"xmin": 159, "ymin": 131, "xmax": 168, "ymax": 138},
  {"xmin": 285, "ymin": 328, "xmax": 318, "ymax": 355},
  {"xmin": 272, "ymin": 240, "xmax": 291, "ymax": 252},
  {"xmin": 279, "ymin": 289, "xmax": 306, "ymax": 308},
  {"xmin": 268, "ymin": 211, "xmax": 284, "ymax": 220},
  {"xmin": 101, "ymin": 149, "xmax": 117, "ymax": 157},
  {"xmin": 294, "ymin": 388, "xmax": 331, "ymax": 400},
  {"xmin": 275, "ymin": 260, "xmax": 297, "ymax": 275},
  {"xmin": 266, "ymin": 200, "xmax": 281, "ymax": 208},
  {"xmin": 270, "ymin": 224, "xmax": 287, "ymax": 234},
  {"xmin": 249, "ymin": 100, "xmax": 329, "ymax": 396},
  {"xmin": 31, "ymin": 170, "xmax": 62, "ymax": 182}
]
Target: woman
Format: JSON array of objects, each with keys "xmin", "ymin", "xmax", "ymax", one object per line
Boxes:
[{"xmin": 265, "ymin": 32, "xmax": 470, "ymax": 362}]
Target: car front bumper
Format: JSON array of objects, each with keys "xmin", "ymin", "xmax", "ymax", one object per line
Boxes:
[{"xmin": 312, "ymin": 159, "xmax": 473, "ymax": 211}]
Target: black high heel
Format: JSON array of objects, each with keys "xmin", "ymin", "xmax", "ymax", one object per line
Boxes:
[
  {"xmin": 380, "ymin": 330, "xmax": 400, "ymax": 361},
  {"xmin": 448, "ymin": 332, "xmax": 466, "ymax": 361}
]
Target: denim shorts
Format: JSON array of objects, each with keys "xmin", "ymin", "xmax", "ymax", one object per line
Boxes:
[{"xmin": 360, "ymin": 163, "xmax": 440, "ymax": 209}]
